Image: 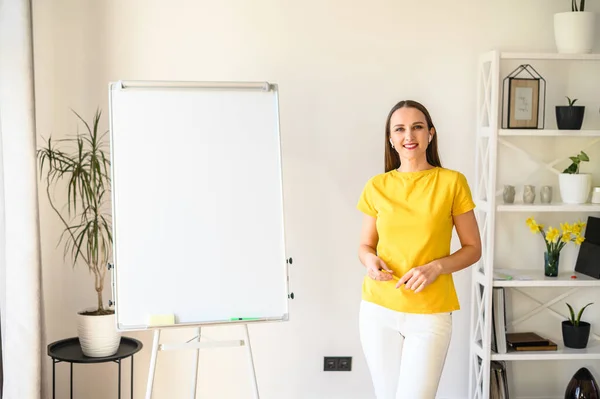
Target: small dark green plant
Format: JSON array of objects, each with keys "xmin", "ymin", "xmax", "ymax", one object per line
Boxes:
[
  {"xmin": 566, "ymin": 96, "xmax": 578, "ymax": 106},
  {"xmin": 563, "ymin": 150, "xmax": 589, "ymax": 174},
  {"xmin": 572, "ymin": 0, "xmax": 586, "ymax": 11},
  {"xmin": 566, "ymin": 302, "xmax": 593, "ymax": 326}
]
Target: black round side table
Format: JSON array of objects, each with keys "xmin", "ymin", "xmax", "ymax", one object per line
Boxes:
[{"xmin": 47, "ymin": 337, "xmax": 143, "ymax": 399}]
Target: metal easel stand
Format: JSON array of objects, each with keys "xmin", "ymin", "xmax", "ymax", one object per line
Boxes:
[{"xmin": 144, "ymin": 324, "xmax": 259, "ymax": 399}]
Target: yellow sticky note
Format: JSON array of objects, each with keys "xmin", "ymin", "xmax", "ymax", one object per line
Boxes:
[{"xmin": 148, "ymin": 314, "xmax": 175, "ymax": 326}]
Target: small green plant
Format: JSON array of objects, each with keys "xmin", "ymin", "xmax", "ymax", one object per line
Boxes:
[
  {"xmin": 566, "ymin": 96, "xmax": 578, "ymax": 106},
  {"xmin": 571, "ymin": 0, "xmax": 586, "ymax": 11},
  {"xmin": 566, "ymin": 302, "xmax": 593, "ymax": 326},
  {"xmin": 563, "ymin": 150, "xmax": 589, "ymax": 174}
]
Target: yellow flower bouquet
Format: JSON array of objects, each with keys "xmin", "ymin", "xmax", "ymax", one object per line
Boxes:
[{"xmin": 526, "ymin": 217, "xmax": 585, "ymax": 277}]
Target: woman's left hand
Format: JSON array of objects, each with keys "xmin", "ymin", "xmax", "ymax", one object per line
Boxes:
[{"xmin": 396, "ymin": 261, "xmax": 443, "ymax": 292}]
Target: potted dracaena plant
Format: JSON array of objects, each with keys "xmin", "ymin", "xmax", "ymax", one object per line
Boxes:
[
  {"xmin": 556, "ymin": 97, "xmax": 585, "ymax": 130},
  {"xmin": 558, "ymin": 150, "xmax": 591, "ymax": 204},
  {"xmin": 554, "ymin": 0, "xmax": 596, "ymax": 54},
  {"xmin": 37, "ymin": 108, "xmax": 120, "ymax": 357},
  {"xmin": 563, "ymin": 302, "xmax": 593, "ymax": 348}
]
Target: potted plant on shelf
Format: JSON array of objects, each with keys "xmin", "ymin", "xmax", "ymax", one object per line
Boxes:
[
  {"xmin": 526, "ymin": 218, "xmax": 585, "ymax": 277},
  {"xmin": 558, "ymin": 150, "xmax": 591, "ymax": 204},
  {"xmin": 37, "ymin": 108, "xmax": 120, "ymax": 357},
  {"xmin": 556, "ymin": 97, "xmax": 585, "ymax": 130},
  {"xmin": 554, "ymin": 0, "xmax": 596, "ymax": 54},
  {"xmin": 563, "ymin": 302, "xmax": 593, "ymax": 348}
]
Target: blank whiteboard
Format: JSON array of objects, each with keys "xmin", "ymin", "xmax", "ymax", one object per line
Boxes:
[{"xmin": 108, "ymin": 81, "xmax": 289, "ymax": 331}]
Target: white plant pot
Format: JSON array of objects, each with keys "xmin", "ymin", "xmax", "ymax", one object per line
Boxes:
[
  {"xmin": 559, "ymin": 173, "xmax": 592, "ymax": 204},
  {"xmin": 76, "ymin": 309, "xmax": 121, "ymax": 357},
  {"xmin": 554, "ymin": 11, "xmax": 596, "ymax": 54}
]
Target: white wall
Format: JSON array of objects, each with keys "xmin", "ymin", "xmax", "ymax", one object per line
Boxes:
[{"xmin": 32, "ymin": 0, "xmax": 600, "ymax": 398}]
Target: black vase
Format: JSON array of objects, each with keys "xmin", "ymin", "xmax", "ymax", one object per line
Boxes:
[
  {"xmin": 556, "ymin": 106, "xmax": 585, "ymax": 130},
  {"xmin": 565, "ymin": 367, "xmax": 599, "ymax": 399},
  {"xmin": 562, "ymin": 321, "xmax": 591, "ymax": 349}
]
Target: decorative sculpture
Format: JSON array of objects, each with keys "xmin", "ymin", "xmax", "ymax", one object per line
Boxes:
[{"xmin": 564, "ymin": 367, "xmax": 599, "ymax": 399}]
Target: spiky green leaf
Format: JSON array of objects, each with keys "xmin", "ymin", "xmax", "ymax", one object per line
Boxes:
[
  {"xmin": 567, "ymin": 303, "xmax": 576, "ymax": 325},
  {"xmin": 576, "ymin": 302, "xmax": 593, "ymax": 324}
]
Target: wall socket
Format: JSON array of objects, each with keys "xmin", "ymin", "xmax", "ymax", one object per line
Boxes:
[{"xmin": 323, "ymin": 356, "xmax": 352, "ymax": 371}]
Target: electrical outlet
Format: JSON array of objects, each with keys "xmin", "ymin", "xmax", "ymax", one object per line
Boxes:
[
  {"xmin": 323, "ymin": 356, "xmax": 352, "ymax": 371},
  {"xmin": 338, "ymin": 357, "xmax": 352, "ymax": 371},
  {"xmin": 324, "ymin": 357, "xmax": 338, "ymax": 371}
]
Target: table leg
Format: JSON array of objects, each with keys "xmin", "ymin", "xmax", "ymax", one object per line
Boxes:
[
  {"xmin": 131, "ymin": 355, "xmax": 134, "ymax": 399},
  {"xmin": 52, "ymin": 360, "xmax": 56, "ymax": 399},
  {"xmin": 70, "ymin": 363, "xmax": 73, "ymax": 399},
  {"xmin": 118, "ymin": 359, "xmax": 122, "ymax": 399}
]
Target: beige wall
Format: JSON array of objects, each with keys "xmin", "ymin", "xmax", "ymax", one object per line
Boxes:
[{"xmin": 32, "ymin": 0, "xmax": 600, "ymax": 398}]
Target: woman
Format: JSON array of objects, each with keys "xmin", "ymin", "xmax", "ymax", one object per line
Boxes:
[{"xmin": 356, "ymin": 100, "xmax": 481, "ymax": 399}]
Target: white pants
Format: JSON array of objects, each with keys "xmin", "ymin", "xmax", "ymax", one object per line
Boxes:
[{"xmin": 359, "ymin": 300, "xmax": 452, "ymax": 399}]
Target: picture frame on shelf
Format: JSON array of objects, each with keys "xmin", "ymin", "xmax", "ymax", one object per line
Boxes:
[
  {"xmin": 508, "ymin": 78, "xmax": 539, "ymax": 128},
  {"xmin": 502, "ymin": 64, "xmax": 546, "ymax": 129}
]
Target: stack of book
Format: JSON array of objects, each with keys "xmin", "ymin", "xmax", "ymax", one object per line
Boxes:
[{"xmin": 506, "ymin": 332, "xmax": 557, "ymax": 351}]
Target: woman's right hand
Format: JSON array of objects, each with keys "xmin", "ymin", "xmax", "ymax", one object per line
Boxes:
[{"xmin": 365, "ymin": 254, "xmax": 394, "ymax": 282}]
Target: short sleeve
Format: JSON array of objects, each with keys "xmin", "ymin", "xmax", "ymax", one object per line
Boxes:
[
  {"xmin": 357, "ymin": 179, "xmax": 377, "ymax": 217},
  {"xmin": 452, "ymin": 172, "xmax": 476, "ymax": 216}
]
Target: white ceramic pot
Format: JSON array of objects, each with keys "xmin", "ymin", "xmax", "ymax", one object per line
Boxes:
[
  {"xmin": 554, "ymin": 11, "xmax": 596, "ymax": 54},
  {"xmin": 558, "ymin": 173, "xmax": 592, "ymax": 204},
  {"xmin": 76, "ymin": 309, "xmax": 121, "ymax": 357}
]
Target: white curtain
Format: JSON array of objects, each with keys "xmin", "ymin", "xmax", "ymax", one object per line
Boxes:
[{"xmin": 0, "ymin": 0, "xmax": 46, "ymax": 398}]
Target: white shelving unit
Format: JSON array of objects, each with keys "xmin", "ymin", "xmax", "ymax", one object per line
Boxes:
[{"xmin": 469, "ymin": 50, "xmax": 600, "ymax": 398}]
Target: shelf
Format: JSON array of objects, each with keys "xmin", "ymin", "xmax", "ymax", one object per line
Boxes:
[
  {"xmin": 494, "ymin": 269, "xmax": 600, "ymax": 287},
  {"xmin": 500, "ymin": 52, "xmax": 600, "ymax": 61},
  {"xmin": 497, "ymin": 203, "xmax": 600, "ymax": 212},
  {"xmin": 499, "ymin": 129, "xmax": 600, "ymax": 137},
  {"xmin": 491, "ymin": 340, "xmax": 600, "ymax": 361}
]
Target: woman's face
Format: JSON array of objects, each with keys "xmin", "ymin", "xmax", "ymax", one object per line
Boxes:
[{"xmin": 389, "ymin": 107, "xmax": 433, "ymax": 163}]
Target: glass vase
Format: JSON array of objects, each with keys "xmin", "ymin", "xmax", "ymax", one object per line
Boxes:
[{"xmin": 544, "ymin": 251, "xmax": 560, "ymax": 277}]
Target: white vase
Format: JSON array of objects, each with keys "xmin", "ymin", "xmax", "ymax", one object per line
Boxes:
[
  {"xmin": 554, "ymin": 11, "xmax": 596, "ymax": 54},
  {"xmin": 558, "ymin": 173, "xmax": 592, "ymax": 204},
  {"xmin": 76, "ymin": 309, "xmax": 121, "ymax": 357}
]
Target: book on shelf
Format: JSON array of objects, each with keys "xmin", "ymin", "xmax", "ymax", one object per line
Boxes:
[
  {"xmin": 490, "ymin": 361, "xmax": 509, "ymax": 399},
  {"xmin": 506, "ymin": 332, "xmax": 557, "ymax": 351},
  {"xmin": 492, "ymin": 287, "xmax": 507, "ymax": 354},
  {"xmin": 493, "ymin": 268, "xmax": 533, "ymax": 281}
]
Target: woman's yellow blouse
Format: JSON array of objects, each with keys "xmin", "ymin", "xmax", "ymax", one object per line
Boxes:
[{"xmin": 357, "ymin": 167, "xmax": 476, "ymax": 313}]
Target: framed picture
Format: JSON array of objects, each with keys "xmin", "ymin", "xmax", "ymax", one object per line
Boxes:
[{"xmin": 507, "ymin": 78, "xmax": 540, "ymax": 129}]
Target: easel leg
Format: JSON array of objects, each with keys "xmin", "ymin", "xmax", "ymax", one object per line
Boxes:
[
  {"xmin": 145, "ymin": 329, "xmax": 161, "ymax": 399},
  {"xmin": 243, "ymin": 324, "xmax": 260, "ymax": 399},
  {"xmin": 190, "ymin": 327, "xmax": 201, "ymax": 399}
]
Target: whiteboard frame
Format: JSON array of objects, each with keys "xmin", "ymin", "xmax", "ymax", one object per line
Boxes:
[{"xmin": 107, "ymin": 80, "xmax": 291, "ymax": 331}]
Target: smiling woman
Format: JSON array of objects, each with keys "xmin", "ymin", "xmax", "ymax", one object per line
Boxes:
[
  {"xmin": 385, "ymin": 100, "xmax": 442, "ymax": 173},
  {"xmin": 356, "ymin": 100, "xmax": 482, "ymax": 399}
]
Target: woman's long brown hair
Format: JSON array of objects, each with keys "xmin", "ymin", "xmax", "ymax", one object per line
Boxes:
[{"xmin": 384, "ymin": 100, "xmax": 442, "ymax": 172}]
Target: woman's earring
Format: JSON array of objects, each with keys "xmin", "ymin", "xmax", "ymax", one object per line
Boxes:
[
  {"xmin": 429, "ymin": 136, "xmax": 432, "ymax": 143},
  {"xmin": 390, "ymin": 140, "xmax": 394, "ymax": 149}
]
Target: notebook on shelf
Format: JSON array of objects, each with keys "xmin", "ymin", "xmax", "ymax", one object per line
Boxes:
[{"xmin": 506, "ymin": 332, "xmax": 557, "ymax": 351}]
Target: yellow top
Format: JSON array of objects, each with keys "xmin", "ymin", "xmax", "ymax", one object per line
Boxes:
[{"xmin": 357, "ymin": 167, "xmax": 475, "ymax": 314}]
